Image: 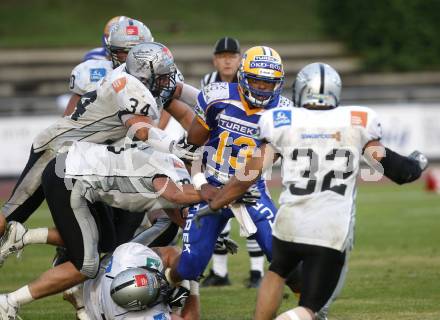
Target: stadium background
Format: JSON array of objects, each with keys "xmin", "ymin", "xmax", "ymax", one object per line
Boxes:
[{"xmin": 0, "ymin": 0, "xmax": 439, "ymax": 319}]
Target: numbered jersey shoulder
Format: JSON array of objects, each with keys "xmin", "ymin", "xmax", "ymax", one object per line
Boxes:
[
  {"xmin": 106, "ymin": 66, "xmax": 159, "ymax": 120},
  {"xmin": 277, "ymin": 95, "xmax": 294, "ymax": 108},
  {"xmin": 200, "ymin": 81, "xmax": 232, "ymax": 106},
  {"xmin": 70, "ymin": 59, "xmax": 113, "ymax": 95}
]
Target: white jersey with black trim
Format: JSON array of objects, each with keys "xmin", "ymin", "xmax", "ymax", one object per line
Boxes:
[
  {"xmin": 64, "ymin": 141, "xmax": 191, "ymax": 212},
  {"xmin": 259, "ymin": 105, "xmax": 382, "ymax": 251},
  {"xmin": 33, "ymin": 64, "xmax": 160, "ymax": 153},
  {"xmin": 83, "ymin": 242, "xmax": 171, "ymax": 320},
  {"xmin": 69, "ymin": 59, "xmax": 113, "ymax": 96}
]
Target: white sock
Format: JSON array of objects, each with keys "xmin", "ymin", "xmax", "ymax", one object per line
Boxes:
[
  {"xmin": 23, "ymin": 228, "xmax": 48, "ymax": 245},
  {"xmin": 212, "ymin": 253, "xmax": 228, "ymax": 277},
  {"xmin": 250, "ymin": 256, "xmax": 265, "ymax": 275},
  {"xmin": 276, "ymin": 307, "xmax": 313, "ymax": 320},
  {"xmin": 8, "ymin": 285, "xmax": 34, "ymax": 306}
]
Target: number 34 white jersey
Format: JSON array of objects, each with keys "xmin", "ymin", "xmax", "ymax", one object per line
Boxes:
[
  {"xmin": 259, "ymin": 105, "xmax": 382, "ymax": 251},
  {"xmin": 33, "ymin": 64, "xmax": 160, "ymax": 153}
]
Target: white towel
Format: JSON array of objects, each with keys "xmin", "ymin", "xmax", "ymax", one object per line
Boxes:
[{"xmin": 230, "ymin": 204, "xmax": 257, "ymax": 237}]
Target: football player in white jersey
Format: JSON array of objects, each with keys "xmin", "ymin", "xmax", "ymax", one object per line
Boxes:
[
  {"xmin": 0, "ymin": 141, "xmax": 207, "ymax": 320},
  {"xmin": 205, "ymin": 63, "xmax": 428, "ymax": 320},
  {"xmin": 83, "ymin": 242, "xmax": 200, "ymax": 320},
  {"xmin": 0, "ymin": 41, "xmax": 200, "ymax": 264}
]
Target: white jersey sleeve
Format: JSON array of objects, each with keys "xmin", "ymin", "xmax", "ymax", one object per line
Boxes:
[
  {"xmin": 111, "ymin": 74, "xmax": 160, "ymax": 121},
  {"xmin": 69, "ymin": 60, "xmax": 113, "ymax": 95},
  {"xmin": 258, "ymin": 107, "xmax": 293, "ymax": 152},
  {"xmin": 351, "ymin": 107, "xmax": 383, "ymax": 147}
]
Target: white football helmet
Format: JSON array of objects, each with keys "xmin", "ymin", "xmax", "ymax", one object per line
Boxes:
[
  {"xmin": 125, "ymin": 42, "xmax": 177, "ymax": 102},
  {"xmin": 110, "ymin": 267, "xmax": 169, "ymax": 311},
  {"xmin": 107, "ymin": 19, "xmax": 154, "ymax": 67},
  {"xmin": 293, "ymin": 62, "xmax": 342, "ymax": 109}
]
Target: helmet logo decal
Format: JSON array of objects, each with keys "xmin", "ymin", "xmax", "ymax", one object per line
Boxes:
[
  {"xmin": 126, "ymin": 26, "xmax": 139, "ymax": 35},
  {"xmin": 249, "ymin": 60, "xmax": 282, "ymax": 72},
  {"xmin": 134, "ymin": 273, "xmax": 149, "ymax": 287}
]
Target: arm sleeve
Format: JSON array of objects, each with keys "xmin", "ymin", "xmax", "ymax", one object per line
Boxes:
[
  {"xmin": 380, "ymin": 148, "xmax": 422, "ymax": 184},
  {"xmin": 360, "ymin": 108, "xmax": 383, "ymax": 147}
]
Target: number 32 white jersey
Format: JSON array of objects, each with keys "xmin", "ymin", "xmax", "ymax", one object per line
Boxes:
[
  {"xmin": 33, "ymin": 64, "xmax": 160, "ymax": 153},
  {"xmin": 259, "ymin": 105, "xmax": 382, "ymax": 251}
]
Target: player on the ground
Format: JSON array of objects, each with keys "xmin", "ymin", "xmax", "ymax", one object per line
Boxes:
[
  {"xmin": 0, "ymin": 140, "xmax": 208, "ymax": 319},
  {"xmin": 205, "ymin": 62, "xmax": 428, "ymax": 320},
  {"xmin": 166, "ymin": 46, "xmax": 292, "ymax": 285},
  {"xmin": 0, "ymin": 41, "xmax": 200, "ymax": 265},
  {"xmin": 83, "ymin": 242, "xmax": 200, "ymax": 320}
]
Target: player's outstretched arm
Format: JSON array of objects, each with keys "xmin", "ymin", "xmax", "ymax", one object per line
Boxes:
[
  {"xmin": 364, "ymin": 140, "xmax": 428, "ymax": 184},
  {"xmin": 166, "ymin": 99, "xmax": 195, "ymax": 131},
  {"xmin": 209, "ymin": 143, "xmax": 276, "ymax": 210},
  {"xmin": 152, "ymin": 177, "xmax": 202, "ymax": 205}
]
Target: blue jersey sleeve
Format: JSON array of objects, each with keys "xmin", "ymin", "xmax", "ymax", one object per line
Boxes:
[{"xmin": 194, "ymin": 82, "xmax": 230, "ymax": 130}]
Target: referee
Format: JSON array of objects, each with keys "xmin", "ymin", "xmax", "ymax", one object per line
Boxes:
[
  {"xmin": 200, "ymin": 37, "xmax": 266, "ymax": 289},
  {"xmin": 200, "ymin": 37, "xmax": 241, "ymax": 87}
]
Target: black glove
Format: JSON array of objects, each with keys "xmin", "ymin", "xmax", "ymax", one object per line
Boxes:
[
  {"xmin": 215, "ymin": 236, "xmax": 239, "ymax": 254},
  {"xmin": 168, "ymin": 285, "xmax": 190, "ymax": 309},
  {"xmin": 234, "ymin": 187, "xmax": 261, "ymax": 206},
  {"xmin": 408, "ymin": 150, "xmax": 428, "ymax": 171}
]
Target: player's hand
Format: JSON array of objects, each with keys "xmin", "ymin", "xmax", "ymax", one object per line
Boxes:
[
  {"xmin": 171, "ymin": 137, "xmax": 201, "ymax": 162},
  {"xmin": 215, "ymin": 236, "xmax": 239, "ymax": 254},
  {"xmin": 234, "ymin": 187, "xmax": 261, "ymax": 206},
  {"xmin": 200, "ymin": 184, "xmax": 219, "ymax": 202},
  {"xmin": 168, "ymin": 285, "xmax": 190, "ymax": 308},
  {"xmin": 408, "ymin": 150, "xmax": 428, "ymax": 171}
]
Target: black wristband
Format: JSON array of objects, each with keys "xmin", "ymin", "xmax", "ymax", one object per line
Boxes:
[{"xmin": 380, "ymin": 148, "xmax": 422, "ymax": 184}]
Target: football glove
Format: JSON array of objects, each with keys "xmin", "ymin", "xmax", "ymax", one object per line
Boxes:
[
  {"xmin": 408, "ymin": 150, "xmax": 428, "ymax": 171},
  {"xmin": 234, "ymin": 187, "xmax": 261, "ymax": 206},
  {"xmin": 215, "ymin": 236, "xmax": 239, "ymax": 255},
  {"xmin": 168, "ymin": 285, "xmax": 190, "ymax": 309},
  {"xmin": 171, "ymin": 137, "xmax": 201, "ymax": 162}
]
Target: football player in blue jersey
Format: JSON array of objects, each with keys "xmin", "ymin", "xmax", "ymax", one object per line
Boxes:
[{"xmin": 166, "ymin": 46, "xmax": 293, "ymax": 285}]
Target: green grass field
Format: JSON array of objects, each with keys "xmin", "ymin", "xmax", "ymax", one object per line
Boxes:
[{"xmin": 1, "ymin": 182, "xmax": 439, "ymax": 319}]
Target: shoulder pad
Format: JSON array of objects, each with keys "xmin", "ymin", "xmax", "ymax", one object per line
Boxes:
[
  {"xmin": 70, "ymin": 60, "xmax": 113, "ymax": 95},
  {"xmin": 201, "ymin": 82, "xmax": 230, "ymax": 105}
]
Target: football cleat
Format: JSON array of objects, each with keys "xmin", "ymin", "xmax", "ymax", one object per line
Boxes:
[
  {"xmin": 0, "ymin": 222, "xmax": 27, "ymax": 267},
  {"xmin": 246, "ymin": 270, "xmax": 262, "ymax": 289},
  {"xmin": 201, "ymin": 269, "xmax": 231, "ymax": 287},
  {"xmin": 0, "ymin": 294, "xmax": 21, "ymax": 320}
]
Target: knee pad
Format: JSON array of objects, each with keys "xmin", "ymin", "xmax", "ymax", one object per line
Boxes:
[{"xmin": 80, "ymin": 254, "xmax": 100, "ymax": 279}]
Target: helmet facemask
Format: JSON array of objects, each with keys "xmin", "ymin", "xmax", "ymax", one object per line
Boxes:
[
  {"xmin": 239, "ymin": 73, "xmax": 283, "ymax": 108},
  {"xmin": 149, "ymin": 66, "xmax": 177, "ymax": 104}
]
